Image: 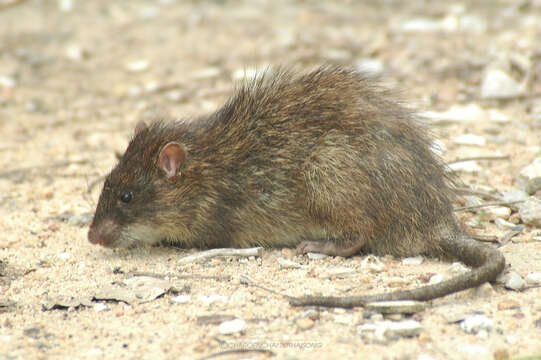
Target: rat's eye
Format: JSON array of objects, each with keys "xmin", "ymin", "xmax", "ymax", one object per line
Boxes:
[{"xmin": 120, "ymin": 191, "xmax": 133, "ymax": 204}]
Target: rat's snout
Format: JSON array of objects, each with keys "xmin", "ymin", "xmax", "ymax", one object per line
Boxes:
[{"xmin": 88, "ymin": 219, "xmax": 119, "ymax": 248}]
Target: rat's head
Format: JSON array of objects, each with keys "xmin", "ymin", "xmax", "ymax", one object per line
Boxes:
[{"xmin": 88, "ymin": 121, "xmax": 190, "ymax": 248}]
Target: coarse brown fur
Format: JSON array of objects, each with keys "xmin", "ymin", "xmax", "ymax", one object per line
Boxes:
[{"xmin": 88, "ymin": 66, "xmax": 505, "ymax": 307}]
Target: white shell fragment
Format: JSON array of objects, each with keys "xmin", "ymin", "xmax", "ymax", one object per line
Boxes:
[
  {"xmin": 218, "ymin": 319, "xmax": 247, "ymax": 334},
  {"xmin": 171, "ymin": 295, "xmax": 191, "ymax": 304},
  {"xmin": 125, "ymin": 60, "xmax": 150, "ymax": 72},
  {"xmin": 361, "ymin": 320, "xmax": 423, "ymax": 340},
  {"xmin": 402, "ymin": 256, "xmax": 424, "ymax": 265},
  {"xmin": 460, "ymin": 314, "xmax": 493, "ymax": 334},
  {"xmin": 525, "ymin": 272, "xmax": 541, "ymax": 286},
  {"xmin": 481, "ymin": 69, "xmax": 524, "ymax": 99},
  {"xmin": 197, "ymin": 295, "xmax": 227, "ymax": 305},
  {"xmin": 453, "ymin": 134, "xmax": 486, "ymax": 146},
  {"xmin": 501, "ymin": 271, "xmax": 526, "ymax": 291}
]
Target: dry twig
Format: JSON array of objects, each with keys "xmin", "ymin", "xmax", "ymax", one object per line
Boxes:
[
  {"xmin": 447, "ymin": 155, "xmax": 510, "ymax": 165},
  {"xmin": 498, "ymin": 227, "xmax": 524, "ymax": 248},
  {"xmin": 454, "ymin": 200, "xmax": 524, "ymax": 212},
  {"xmin": 177, "ymin": 247, "xmax": 263, "ymax": 265}
]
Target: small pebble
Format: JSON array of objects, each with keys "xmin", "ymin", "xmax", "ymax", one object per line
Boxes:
[
  {"xmin": 67, "ymin": 213, "xmax": 93, "ymax": 227},
  {"xmin": 531, "ymin": 99, "xmax": 541, "ymax": 121},
  {"xmin": 485, "ymin": 135, "xmax": 507, "ymax": 145},
  {"xmin": 460, "ymin": 344, "xmax": 489, "ymax": 357},
  {"xmin": 127, "ymin": 85, "xmax": 142, "ymax": 97},
  {"xmin": 460, "ymin": 314, "xmax": 493, "ymax": 334},
  {"xmin": 445, "ymin": 262, "xmax": 469, "ymax": 277},
  {"xmin": 296, "ymin": 317, "xmax": 315, "ymax": 330},
  {"xmin": 278, "ymin": 257, "xmax": 302, "ymax": 269},
  {"xmin": 447, "ymin": 161, "xmax": 481, "ymax": 173},
  {"xmin": 508, "ymin": 213, "xmax": 521, "ymax": 224},
  {"xmin": 423, "ymin": 104, "xmax": 486, "ymax": 124},
  {"xmin": 139, "ymin": 6, "xmax": 159, "ymax": 19},
  {"xmin": 501, "ymin": 271, "xmax": 526, "ymax": 291},
  {"xmin": 144, "ymin": 81, "xmax": 160, "ymax": 93},
  {"xmin": 384, "ymin": 313, "xmax": 404, "ymax": 321},
  {"xmin": 57, "ymin": 252, "xmax": 71, "ymax": 260},
  {"xmin": 383, "ymin": 320, "xmax": 422, "ymax": 339},
  {"xmin": 429, "ymin": 273, "xmax": 444, "ymax": 284},
  {"xmin": 171, "ymin": 295, "xmax": 191, "ymax": 304},
  {"xmin": 334, "ymin": 314, "xmax": 352, "ymax": 325},
  {"xmin": 355, "ymin": 58, "xmax": 384, "ymax": 77},
  {"xmin": 65, "ymin": 45, "xmax": 86, "ymax": 61},
  {"xmin": 494, "ymin": 218, "xmax": 517, "ymax": 230},
  {"xmin": 197, "ymin": 295, "xmax": 227, "ymax": 305},
  {"xmin": 232, "ymin": 68, "xmax": 260, "ymax": 81},
  {"xmin": 0, "ymin": 76, "xmax": 15, "ymax": 88},
  {"xmin": 453, "ymin": 134, "xmax": 486, "ymax": 146},
  {"xmin": 464, "ymin": 196, "xmax": 483, "ymax": 207},
  {"xmin": 430, "ymin": 139, "xmax": 446, "ymax": 156},
  {"xmin": 467, "ymin": 282, "xmax": 495, "ymax": 298},
  {"xmin": 280, "ymin": 248, "xmax": 296, "ymax": 259},
  {"xmin": 360, "ymin": 255, "xmax": 385, "ymax": 273},
  {"xmin": 166, "ymin": 90, "xmax": 186, "ymax": 102},
  {"xmin": 488, "ymin": 109, "xmax": 511, "ymax": 123},
  {"xmin": 493, "ymin": 349, "xmax": 510, "ymax": 360},
  {"xmin": 191, "ymin": 67, "xmax": 221, "ymax": 80},
  {"xmin": 478, "ymin": 206, "xmax": 511, "ymax": 221},
  {"xmin": 365, "ymin": 320, "xmax": 422, "ymax": 340},
  {"xmin": 497, "ymin": 299, "xmax": 520, "ymax": 311},
  {"xmin": 218, "ymin": 319, "xmax": 246, "ymax": 334},
  {"xmin": 399, "ymin": 18, "xmax": 443, "ymax": 33},
  {"xmin": 451, "ymin": 14, "xmax": 486, "ymax": 32},
  {"xmin": 525, "ymin": 272, "xmax": 541, "ymax": 286},
  {"xmin": 402, "ymin": 256, "xmax": 424, "ymax": 265},
  {"xmin": 519, "ymin": 197, "xmax": 541, "ymax": 227},
  {"xmin": 386, "ymin": 277, "xmax": 408, "ymax": 287},
  {"xmin": 93, "ymin": 303, "xmax": 108, "ymax": 312},
  {"xmin": 25, "ymin": 99, "xmax": 46, "ymax": 113},
  {"xmin": 518, "ymin": 158, "xmax": 541, "ymax": 194},
  {"xmin": 87, "ymin": 348, "xmax": 103, "ymax": 356},
  {"xmin": 430, "ymin": 262, "xmax": 469, "ymax": 284},
  {"xmin": 58, "ymin": 0, "xmax": 73, "ymax": 12},
  {"xmin": 125, "ymin": 60, "xmax": 150, "ymax": 72},
  {"xmin": 501, "ymin": 189, "xmax": 529, "ymax": 204},
  {"xmin": 481, "ymin": 69, "xmax": 524, "ymax": 99},
  {"xmin": 307, "ymin": 252, "xmax": 328, "ymax": 260},
  {"xmin": 320, "ymin": 48, "xmax": 351, "ymax": 61}
]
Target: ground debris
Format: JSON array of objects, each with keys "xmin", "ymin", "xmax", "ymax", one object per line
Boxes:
[
  {"xmin": 93, "ymin": 276, "xmax": 188, "ymax": 304},
  {"xmin": 41, "ymin": 295, "xmax": 93, "ymax": 311}
]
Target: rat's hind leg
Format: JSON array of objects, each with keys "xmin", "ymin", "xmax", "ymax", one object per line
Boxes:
[
  {"xmin": 299, "ymin": 138, "xmax": 377, "ymax": 257},
  {"xmin": 296, "ymin": 238, "xmax": 364, "ymax": 257}
]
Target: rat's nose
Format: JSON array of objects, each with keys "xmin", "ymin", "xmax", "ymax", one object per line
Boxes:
[
  {"xmin": 88, "ymin": 227, "xmax": 105, "ymax": 246},
  {"xmin": 88, "ymin": 219, "xmax": 118, "ymax": 247}
]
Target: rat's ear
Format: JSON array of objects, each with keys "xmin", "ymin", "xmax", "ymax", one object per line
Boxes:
[
  {"xmin": 134, "ymin": 121, "xmax": 147, "ymax": 136},
  {"xmin": 157, "ymin": 142, "xmax": 186, "ymax": 179}
]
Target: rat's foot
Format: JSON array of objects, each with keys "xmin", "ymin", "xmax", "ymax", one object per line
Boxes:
[{"xmin": 296, "ymin": 241, "xmax": 363, "ymax": 257}]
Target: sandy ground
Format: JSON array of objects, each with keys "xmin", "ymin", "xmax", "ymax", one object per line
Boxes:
[{"xmin": 1, "ymin": 1, "xmax": 541, "ymax": 359}]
